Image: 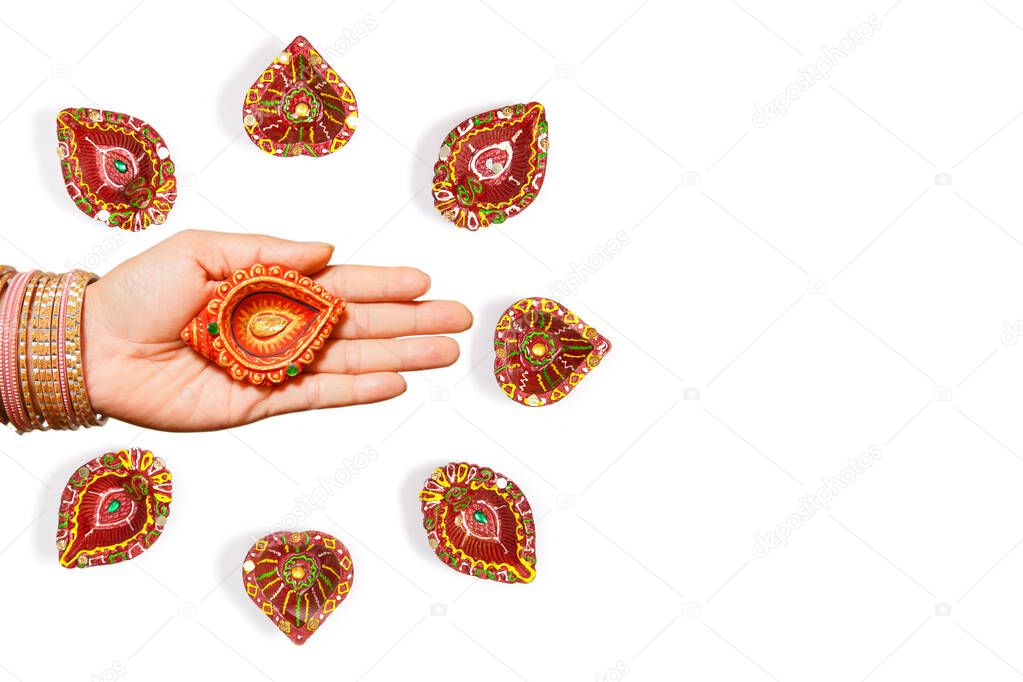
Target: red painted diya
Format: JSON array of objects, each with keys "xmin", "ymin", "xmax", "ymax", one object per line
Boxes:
[
  {"xmin": 420, "ymin": 462, "xmax": 536, "ymax": 584},
  {"xmin": 432, "ymin": 102, "xmax": 548, "ymax": 230},
  {"xmin": 494, "ymin": 297, "xmax": 611, "ymax": 407},
  {"xmin": 181, "ymin": 264, "xmax": 344, "ymax": 385},
  {"xmin": 56, "ymin": 448, "xmax": 172, "ymax": 569},
  {"xmin": 243, "ymin": 531, "xmax": 354, "ymax": 645},
  {"xmin": 242, "ymin": 36, "xmax": 358, "ymax": 158},
  {"xmin": 56, "ymin": 107, "xmax": 176, "ymax": 231}
]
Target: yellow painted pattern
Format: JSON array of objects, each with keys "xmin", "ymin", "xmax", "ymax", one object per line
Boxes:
[
  {"xmin": 58, "ymin": 116, "xmax": 163, "ymax": 212},
  {"xmin": 421, "ymin": 465, "xmax": 536, "ymax": 583},
  {"xmin": 60, "ymin": 467, "xmax": 157, "ymax": 567},
  {"xmin": 448, "ymin": 103, "xmax": 545, "ymax": 212}
]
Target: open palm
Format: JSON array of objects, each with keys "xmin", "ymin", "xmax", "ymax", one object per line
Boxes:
[{"xmin": 82, "ymin": 230, "xmax": 472, "ymax": 431}]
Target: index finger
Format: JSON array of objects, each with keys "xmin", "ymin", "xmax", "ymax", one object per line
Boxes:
[{"xmin": 314, "ymin": 265, "xmax": 431, "ymax": 303}]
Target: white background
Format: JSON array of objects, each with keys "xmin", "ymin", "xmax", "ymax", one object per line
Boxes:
[{"xmin": 0, "ymin": 0, "xmax": 1021, "ymax": 680}]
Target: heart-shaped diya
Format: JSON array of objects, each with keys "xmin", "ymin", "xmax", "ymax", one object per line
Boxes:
[
  {"xmin": 420, "ymin": 462, "xmax": 536, "ymax": 584},
  {"xmin": 432, "ymin": 102, "xmax": 548, "ymax": 230},
  {"xmin": 56, "ymin": 448, "xmax": 172, "ymax": 568},
  {"xmin": 242, "ymin": 35, "xmax": 359, "ymax": 158},
  {"xmin": 494, "ymin": 297, "xmax": 611, "ymax": 406},
  {"xmin": 243, "ymin": 531, "xmax": 354, "ymax": 645},
  {"xmin": 180, "ymin": 264, "xmax": 345, "ymax": 384},
  {"xmin": 56, "ymin": 107, "xmax": 177, "ymax": 231}
]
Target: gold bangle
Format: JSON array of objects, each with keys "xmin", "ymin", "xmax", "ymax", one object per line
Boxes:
[
  {"xmin": 19, "ymin": 272, "xmax": 46, "ymax": 431},
  {"xmin": 65, "ymin": 271, "xmax": 104, "ymax": 427},
  {"xmin": 33, "ymin": 275, "xmax": 64, "ymax": 429}
]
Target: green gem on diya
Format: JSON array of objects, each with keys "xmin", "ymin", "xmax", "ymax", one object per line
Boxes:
[
  {"xmin": 180, "ymin": 264, "xmax": 346, "ymax": 385},
  {"xmin": 420, "ymin": 462, "xmax": 537, "ymax": 584},
  {"xmin": 56, "ymin": 448, "xmax": 173, "ymax": 569},
  {"xmin": 56, "ymin": 107, "xmax": 178, "ymax": 232}
]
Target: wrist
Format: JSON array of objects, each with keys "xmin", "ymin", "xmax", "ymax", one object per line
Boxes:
[{"xmin": 82, "ymin": 280, "xmax": 114, "ymax": 420}]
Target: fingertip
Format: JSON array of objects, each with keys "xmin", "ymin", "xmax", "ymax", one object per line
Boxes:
[
  {"xmin": 303, "ymin": 241, "xmax": 334, "ymax": 272},
  {"xmin": 400, "ymin": 267, "xmax": 431, "ymax": 299},
  {"xmin": 383, "ymin": 372, "xmax": 408, "ymax": 400},
  {"xmin": 419, "ymin": 336, "xmax": 460, "ymax": 368},
  {"xmin": 190, "ymin": 231, "xmax": 336, "ymax": 279},
  {"xmin": 450, "ymin": 303, "xmax": 474, "ymax": 332},
  {"xmin": 357, "ymin": 372, "xmax": 407, "ymax": 404},
  {"xmin": 310, "ymin": 241, "xmax": 334, "ymax": 258},
  {"xmin": 438, "ymin": 336, "xmax": 461, "ymax": 365}
]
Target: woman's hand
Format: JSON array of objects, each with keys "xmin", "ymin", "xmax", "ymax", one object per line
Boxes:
[{"xmin": 82, "ymin": 230, "xmax": 472, "ymax": 431}]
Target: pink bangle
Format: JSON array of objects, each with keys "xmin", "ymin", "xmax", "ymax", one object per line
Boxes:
[
  {"xmin": 0, "ymin": 269, "xmax": 102, "ymax": 433},
  {"xmin": 0, "ymin": 268, "xmax": 15, "ymax": 425},
  {"xmin": 0, "ymin": 273, "xmax": 12, "ymax": 426},
  {"xmin": 2, "ymin": 271, "xmax": 34, "ymax": 432}
]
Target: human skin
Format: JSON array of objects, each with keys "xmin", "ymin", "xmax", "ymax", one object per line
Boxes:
[{"xmin": 81, "ymin": 230, "xmax": 472, "ymax": 431}]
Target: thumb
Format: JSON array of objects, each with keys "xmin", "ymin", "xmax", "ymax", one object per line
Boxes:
[{"xmin": 174, "ymin": 229, "xmax": 334, "ymax": 279}]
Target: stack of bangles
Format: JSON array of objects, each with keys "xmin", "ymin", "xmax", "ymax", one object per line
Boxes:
[{"xmin": 0, "ymin": 268, "xmax": 105, "ymax": 432}]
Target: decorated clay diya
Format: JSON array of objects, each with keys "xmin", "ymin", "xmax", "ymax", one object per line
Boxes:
[
  {"xmin": 56, "ymin": 107, "xmax": 176, "ymax": 231},
  {"xmin": 432, "ymin": 102, "xmax": 548, "ymax": 230},
  {"xmin": 181, "ymin": 264, "xmax": 344, "ymax": 385},
  {"xmin": 494, "ymin": 297, "xmax": 611, "ymax": 407},
  {"xmin": 243, "ymin": 531, "xmax": 354, "ymax": 645},
  {"xmin": 420, "ymin": 462, "xmax": 536, "ymax": 584},
  {"xmin": 242, "ymin": 35, "xmax": 358, "ymax": 157},
  {"xmin": 56, "ymin": 448, "xmax": 172, "ymax": 569}
]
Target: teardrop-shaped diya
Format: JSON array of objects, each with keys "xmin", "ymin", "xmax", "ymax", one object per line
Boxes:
[
  {"xmin": 56, "ymin": 448, "xmax": 172, "ymax": 569},
  {"xmin": 432, "ymin": 102, "xmax": 548, "ymax": 230},
  {"xmin": 242, "ymin": 531, "xmax": 354, "ymax": 645},
  {"xmin": 242, "ymin": 35, "xmax": 358, "ymax": 158},
  {"xmin": 180, "ymin": 264, "xmax": 344, "ymax": 384},
  {"xmin": 420, "ymin": 462, "xmax": 536, "ymax": 584},
  {"xmin": 494, "ymin": 297, "xmax": 611, "ymax": 407},
  {"xmin": 56, "ymin": 107, "xmax": 176, "ymax": 231}
]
